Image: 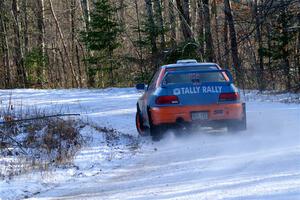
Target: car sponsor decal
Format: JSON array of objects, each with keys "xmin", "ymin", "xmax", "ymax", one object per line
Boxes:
[{"xmin": 173, "ymin": 86, "xmax": 222, "ymax": 95}]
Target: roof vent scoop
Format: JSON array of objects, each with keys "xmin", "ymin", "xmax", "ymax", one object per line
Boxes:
[{"xmin": 176, "ymin": 59, "xmax": 198, "ymax": 64}]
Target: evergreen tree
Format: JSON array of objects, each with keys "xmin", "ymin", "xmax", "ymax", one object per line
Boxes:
[
  {"xmin": 260, "ymin": 5, "xmax": 297, "ymax": 90},
  {"xmin": 82, "ymin": 0, "xmax": 121, "ymax": 87}
]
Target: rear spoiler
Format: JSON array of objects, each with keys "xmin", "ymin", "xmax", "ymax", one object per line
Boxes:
[{"xmin": 161, "ymin": 69, "xmax": 234, "ymax": 86}]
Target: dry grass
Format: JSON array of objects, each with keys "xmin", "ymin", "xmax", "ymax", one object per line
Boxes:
[
  {"xmin": 0, "ymin": 96, "xmax": 86, "ymax": 178},
  {"xmin": 0, "ymin": 117, "xmax": 86, "ymax": 178}
]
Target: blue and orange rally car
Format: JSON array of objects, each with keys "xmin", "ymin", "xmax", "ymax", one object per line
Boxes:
[{"xmin": 136, "ymin": 59, "xmax": 246, "ymax": 140}]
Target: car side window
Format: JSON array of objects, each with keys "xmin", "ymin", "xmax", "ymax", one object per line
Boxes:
[{"xmin": 148, "ymin": 69, "xmax": 161, "ymax": 90}]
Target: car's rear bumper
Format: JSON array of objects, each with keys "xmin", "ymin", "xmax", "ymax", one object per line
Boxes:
[{"xmin": 150, "ymin": 103, "xmax": 244, "ymax": 125}]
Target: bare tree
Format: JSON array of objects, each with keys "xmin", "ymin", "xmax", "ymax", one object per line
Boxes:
[
  {"xmin": 202, "ymin": 0, "xmax": 214, "ymax": 61},
  {"xmin": 223, "ymin": 18, "xmax": 229, "ymax": 68},
  {"xmin": 168, "ymin": 0, "xmax": 177, "ymax": 47},
  {"xmin": 212, "ymin": 0, "xmax": 221, "ymax": 63},
  {"xmin": 297, "ymin": 8, "xmax": 300, "ymax": 83},
  {"xmin": 197, "ymin": 0, "xmax": 204, "ymax": 57},
  {"xmin": 36, "ymin": 0, "xmax": 45, "ymax": 86},
  {"xmin": 254, "ymin": 0, "xmax": 265, "ymax": 91},
  {"xmin": 134, "ymin": 0, "xmax": 147, "ymax": 78},
  {"xmin": 0, "ymin": 0, "xmax": 11, "ymax": 88},
  {"xmin": 81, "ymin": 0, "xmax": 91, "ymax": 30},
  {"xmin": 12, "ymin": 0, "xmax": 27, "ymax": 87},
  {"xmin": 224, "ymin": 0, "xmax": 241, "ymax": 84},
  {"xmin": 48, "ymin": 0, "xmax": 79, "ymax": 87},
  {"xmin": 154, "ymin": 0, "xmax": 166, "ymax": 49},
  {"xmin": 145, "ymin": 0, "xmax": 158, "ymax": 54},
  {"xmin": 70, "ymin": 0, "xmax": 83, "ymax": 87},
  {"xmin": 176, "ymin": 0, "xmax": 193, "ymax": 40},
  {"xmin": 22, "ymin": 0, "xmax": 29, "ymax": 55},
  {"xmin": 0, "ymin": 0, "xmax": 298, "ymax": 90}
]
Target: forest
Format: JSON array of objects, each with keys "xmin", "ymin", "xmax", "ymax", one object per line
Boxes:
[{"xmin": 0, "ymin": 0, "xmax": 299, "ymax": 91}]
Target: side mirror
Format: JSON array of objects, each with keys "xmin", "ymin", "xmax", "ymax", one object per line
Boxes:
[{"xmin": 136, "ymin": 83, "xmax": 146, "ymax": 90}]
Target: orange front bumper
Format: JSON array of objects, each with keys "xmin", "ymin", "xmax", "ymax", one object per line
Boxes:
[{"xmin": 150, "ymin": 103, "xmax": 244, "ymax": 125}]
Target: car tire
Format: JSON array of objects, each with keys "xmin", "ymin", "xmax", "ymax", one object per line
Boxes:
[
  {"xmin": 227, "ymin": 103, "xmax": 247, "ymax": 132},
  {"xmin": 136, "ymin": 110, "xmax": 147, "ymax": 136},
  {"xmin": 147, "ymin": 108, "xmax": 165, "ymax": 141}
]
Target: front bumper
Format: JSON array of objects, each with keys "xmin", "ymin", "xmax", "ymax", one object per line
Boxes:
[{"xmin": 150, "ymin": 103, "xmax": 244, "ymax": 125}]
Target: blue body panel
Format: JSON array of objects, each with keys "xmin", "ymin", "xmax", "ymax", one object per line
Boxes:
[
  {"xmin": 136, "ymin": 61, "xmax": 245, "ymax": 129},
  {"xmin": 147, "ymin": 69, "xmax": 239, "ymax": 107}
]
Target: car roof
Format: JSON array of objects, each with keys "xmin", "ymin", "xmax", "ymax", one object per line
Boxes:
[{"xmin": 162, "ymin": 62, "xmax": 220, "ymax": 69}]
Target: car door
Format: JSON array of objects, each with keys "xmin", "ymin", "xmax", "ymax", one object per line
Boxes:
[{"xmin": 141, "ymin": 69, "xmax": 162, "ymax": 126}]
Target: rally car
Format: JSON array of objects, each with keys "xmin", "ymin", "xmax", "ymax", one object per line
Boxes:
[{"xmin": 135, "ymin": 59, "xmax": 246, "ymax": 140}]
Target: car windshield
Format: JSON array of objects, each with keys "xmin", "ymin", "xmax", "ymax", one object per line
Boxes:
[{"xmin": 162, "ymin": 71, "xmax": 227, "ymax": 85}]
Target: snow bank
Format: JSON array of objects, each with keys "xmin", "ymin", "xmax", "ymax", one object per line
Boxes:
[{"xmin": 0, "ymin": 88, "xmax": 299, "ymax": 200}]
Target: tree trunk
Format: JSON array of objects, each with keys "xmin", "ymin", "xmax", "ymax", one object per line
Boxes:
[
  {"xmin": 12, "ymin": 0, "xmax": 27, "ymax": 87},
  {"xmin": 190, "ymin": 0, "xmax": 197, "ymax": 31},
  {"xmin": 254, "ymin": 0, "xmax": 265, "ymax": 91},
  {"xmin": 109, "ymin": 51, "xmax": 114, "ymax": 86},
  {"xmin": 297, "ymin": 5, "xmax": 300, "ymax": 83},
  {"xmin": 176, "ymin": 0, "xmax": 193, "ymax": 41},
  {"xmin": 197, "ymin": 0, "xmax": 204, "ymax": 58},
  {"xmin": 154, "ymin": 0, "xmax": 166, "ymax": 49},
  {"xmin": 81, "ymin": 0, "xmax": 90, "ymax": 30},
  {"xmin": 76, "ymin": 45, "xmax": 82, "ymax": 87},
  {"xmin": 224, "ymin": 0, "xmax": 241, "ymax": 85},
  {"xmin": 145, "ymin": 0, "xmax": 158, "ymax": 54},
  {"xmin": 0, "ymin": 0, "xmax": 11, "ymax": 88},
  {"xmin": 223, "ymin": 19, "xmax": 229, "ymax": 68},
  {"xmin": 284, "ymin": 57, "xmax": 291, "ymax": 90},
  {"xmin": 183, "ymin": 0, "xmax": 191, "ymax": 29},
  {"xmin": 134, "ymin": 0, "xmax": 146, "ymax": 79},
  {"xmin": 202, "ymin": 0, "xmax": 214, "ymax": 61},
  {"xmin": 169, "ymin": 0, "xmax": 177, "ymax": 47},
  {"xmin": 48, "ymin": 0, "xmax": 79, "ymax": 88},
  {"xmin": 266, "ymin": 24, "xmax": 275, "ymax": 90},
  {"xmin": 22, "ymin": 0, "xmax": 29, "ymax": 55},
  {"xmin": 57, "ymin": 44, "xmax": 68, "ymax": 87},
  {"xmin": 36, "ymin": 0, "xmax": 45, "ymax": 86},
  {"xmin": 70, "ymin": 0, "xmax": 82, "ymax": 87},
  {"xmin": 118, "ymin": 0, "xmax": 125, "ymax": 26},
  {"xmin": 212, "ymin": 0, "xmax": 221, "ymax": 63},
  {"xmin": 281, "ymin": 7, "xmax": 291, "ymax": 91},
  {"xmin": 78, "ymin": 0, "xmax": 89, "ymax": 87}
]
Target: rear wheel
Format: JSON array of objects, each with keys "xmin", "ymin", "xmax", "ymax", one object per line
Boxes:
[
  {"xmin": 174, "ymin": 121, "xmax": 191, "ymax": 137},
  {"xmin": 150, "ymin": 125, "xmax": 165, "ymax": 141}
]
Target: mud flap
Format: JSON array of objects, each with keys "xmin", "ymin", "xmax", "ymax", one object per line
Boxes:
[{"xmin": 227, "ymin": 103, "xmax": 247, "ymax": 132}]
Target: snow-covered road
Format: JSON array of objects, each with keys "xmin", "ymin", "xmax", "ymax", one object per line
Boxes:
[{"xmin": 1, "ymin": 89, "xmax": 300, "ymax": 200}]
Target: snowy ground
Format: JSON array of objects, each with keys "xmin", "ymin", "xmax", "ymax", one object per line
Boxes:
[{"xmin": 0, "ymin": 88, "xmax": 299, "ymax": 200}]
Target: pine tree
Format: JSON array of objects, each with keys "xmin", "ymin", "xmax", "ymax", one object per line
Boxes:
[
  {"xmin": 260, "ymin": 5, "xmax": 297, "ymax": 90},
  {"xmin": 82, "ymin": 0, "xmax": 121, "ymax": 87}
]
